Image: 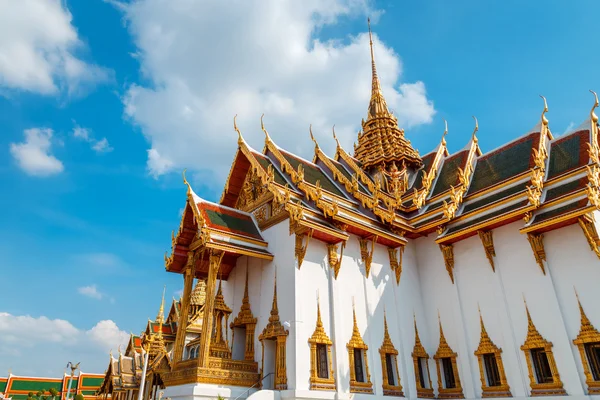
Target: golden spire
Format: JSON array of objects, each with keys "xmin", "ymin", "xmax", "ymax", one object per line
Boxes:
[
  {"xmin": 438, "ymin": 311, "xmax": 447, "ymax": 345},
  {"xmin": 478, "ymin": 304, "xmax": 489, "ymax": 339},
  {"xmin": 261, "ymin": 113, "xmax": 273, "ymax": 145},
  {"xmin": 590, "ymin": 90, "xmax": 599, "ymax": 124},
  {"xmin": 383, "ymin": 309, "xmax": 391, "ymax": 342},
  {"xmin": 156, "ymin": 285, "xmax": 166, "ymax": 325},
  {"xmin": 309, "ymin": 124, "xmax": 319, "ymax": 149},
  {"xmin": 242, "ymin": 265, "xmax": 250, "ymax": 307},
  {"xmin": 574, "ymin": 288, "xmax": 594, "ymax": 335},
  {"xmin": 471, "ymin": 116, "xmax": 479, "ymax": 142},
  {"xmin": 269, "ymin": 271, "xmax": 280, "ymax": 323},
  {"xmin": 234, "ymin": 114, "xmax": 243, "ymax": 145},
  {"xmin": 367, "ymin": 18, "xmax": 389, "ymax": 119},
  {"xmin": 316, "ymin": 292, "xmax": 323, "ymax": 328}
]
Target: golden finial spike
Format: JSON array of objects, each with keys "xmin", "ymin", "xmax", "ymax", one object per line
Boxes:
[
  {"xmin": 443, "ymin": 119, "xmax": 448, "ymax": 138},
  {"xmin": 233, "ymin": 114, "xmax": 243, "ymax": 143},
  {"xmin": 472, "ymin": 116, "xmax": 479, "ymax": 139},
  {"xmin": 590, "ymin": 90, "xmax": 599, "ymax": 124},
  {"xmin": 260, "ymin": 113, "xmax": 271, "ymax": 139},
  {"xmin": 539, "ymin": 95, "xmax": 549, "ymax": 126},
  {"xmin": 309, "ymin": 124, "xmax": 319, "ymax": 148},
  {"xmin": 156, "ymin": 285, "xmax": 166, "ymax": 323}
]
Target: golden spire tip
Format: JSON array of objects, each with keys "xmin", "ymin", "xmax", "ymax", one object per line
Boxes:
[
  {"xmin": 590, "ymin": 90, "xmax": 599, "ymax": 123},
  {"xmin": 309, "ymin": 124, "xmax": 318, "ymax": 147},
  {"xmin": 182, "ymin": 168, "xmax": 188, "ymax": 187},
  {"xmin": 472, "ymin": 115, "xmax": 479, "ymax": 137},
  {"xmin": 443, "ymin": 119, "xmax": 448, "ymax": 138},
  {"xmin": 233, "ymin": 114, "xmax": 243, "ymax": 142}
]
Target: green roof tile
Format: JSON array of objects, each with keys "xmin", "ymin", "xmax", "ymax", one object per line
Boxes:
[
  {"xmin": 467, "ymin": 135, "xmax": 536, "ymax": 195},
  {"xmin": 254, "ymin": 153, "xmax": 287, "ymax": 186},
  {"xmin": 431, "ymin": 151, "xmax": 468, "ymax": 197},
  {"xmin": 203, "ymin": 207, "xmax": 261, "ymax": 239},
  {"xmin": 446, "ymin": 200, "xmax": 529, "ymax": 234},
  {"xmin": 462, "ymin": 182, "xmax": 528, "ymax": 214},
  {"xmin": 281, "ymin": 152, "xmax": 345, "ymax": 197},
  {"xmin": 547, "ymin": 130, "xmax": 589, "ymax": 179},
  {"xmin": 534, "ymin": 199, "xmax": 589, "ymax": 224},
  {"xmin": 544, "ymin": 178, "xmax": 587, "ymax": 202}
]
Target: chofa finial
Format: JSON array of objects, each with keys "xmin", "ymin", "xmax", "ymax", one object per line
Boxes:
[
  {"xmin": 309, "ymin": 124, "xmax": 318, "ymax": 147},
  {"xmin": 590, "ymin": 90, "xmax": 599, "ymax": 123},
  {"xmin": 233, "ymin": 114, "xmax": 243, "ymax": 143},
  {"xmin": 471, "ymin": 116, "xmax": 479, "ymax": 141},
  {"xmin": 182, "ymin": 169, "xmax": 190, "ymax": 189},
  {"xmin": 443, "ymin": 119, "xmax": 448, "ymax": 138},
  {"xmin": 332, "ymin": 125, "xmax": 341, "ymax": 147},
  {"xmin": 540, "ymin": 95, "xmax": 549, "ymax": 126},
  {"xmin": 260, "ymin": 113, "xmax": 272, "ymax": 141}
]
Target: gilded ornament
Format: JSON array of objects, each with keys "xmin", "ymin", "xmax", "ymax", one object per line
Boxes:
[
  {"xmin": 359, "ymin": 236, "xmax": 377, "ymax": 278},
  {"xmin": 526, "ymin": 233, "xmax": 546, "ymax": 275},
  {"xmin": 434, "ymin": 313, "xmax": 464, "ymax": 399},
  {"xmin": 327, "ymin": 242, "xmax": 346, "ymax": 279},
  {"xmin": 388, "ymin": 246, "xmax": 404, "ymax": 285},
  {"xmin": 477, "ymin": 230, "xmax": 496, "ymax": 272},
  {"xmin": 308, "ymin": 295, "xmax": 335, "ymax": 390},
  {"xmin": 572, "ymin": 289, "xmax": 600, "ymax": 394},
  {"xmin": 520, "ymin": 299, "xmax": 565, "ymax": 396},
  {"xmin": 295, "ymin": 230, "xmax": 312, "ymax": 269},
  {"xmin": 578, "ymin": 215, "xmax": 600, "ymax": 259},
  {"xmin": 439, "ymin": 244, "xmax": 455, "ymax": 283},
  {"xmin": 230, "ymin": 267, "xmax": 257, "ymax": 362},
  {"xmin": 474, "ymin": 306, "xmax": 511, "ymax": 397},
  {"xmin": 379, "ymin": 311, "xmax": 403, "ymax": 396},
  {"xmin": 412, "ymin": 315, "xmax": 434, "ymax": 398},
  {"xmin": 347, "ymin": 302, "xmax": 373, "ymax": 393}
]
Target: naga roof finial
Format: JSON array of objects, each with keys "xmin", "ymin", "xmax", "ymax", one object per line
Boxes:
[
  {"xmin": 261, "ymin": 113, "xmax": 272, "ymax": 142},
  {"xmin": 590, "ymin": 90, "xmax": 599, "ymax": 124},
  {"xmin": 309, "ymin": 124, "xmax": 319, "ymax": 148},
  {"xmin": 472, "ymin": 116, "xmax": 479, "ymax": 139},
  {"xmin": 233, "ymin": 114, "xmax": 243, "ymax": 144},
  {"xmin": 540, "ymin": 95, "xmax": 549, "ymax": 126},
  {"xmin": 332, "ymin": 124, "xmax": 341, "ymax": 148}
]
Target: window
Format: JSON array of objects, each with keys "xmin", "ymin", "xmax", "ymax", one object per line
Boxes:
[
  {"xmin": 316, "ymin": 344, "xmax": 329, "ymax": 379},
  {"xmin": 483, "ymin": 354, "xmax": 501, "ymax": 387},
  {"xmin": 441, "ymin": 358, "xmax": 456, "ymax": 389},
  {"xmin": 385, "ymin": 354, "xmax": 396, "ymax": 386},
  {"xmin": 585, "ymin": 343, "xmax": 600, "ymax": 381},
  {"xmin": 417, "ymin": 357, "xmax": 429, "ymax": 389},
  {"xmin": 531, "ymin": 349, "xmax": 553, "ymax": 384},
  {"xmin": 354, "ymin": 349, "xmax": 365, "ymax": 382}
]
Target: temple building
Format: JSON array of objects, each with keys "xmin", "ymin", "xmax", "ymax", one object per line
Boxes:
[
  {"xmin": 0, "ymin": 372, "xmax": 103, "ymax": 400},
  {"xmin": 105, "ymin": 22, "xmax": 600, "ymax": 400}
]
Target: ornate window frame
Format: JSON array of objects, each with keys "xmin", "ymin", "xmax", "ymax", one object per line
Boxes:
[
  {"xmin": 347, "ymin": 305, "xmax": 373, "ymax": 393},
  {"xmin": 308, "ymin": 297, "xmax": 335, "ymax": 390},
  {"xmin": 474, "ymin": 308, "xmax": 511, "ymax": 397},
  {"xmin": 379, "ymin": 312, "xmax": 403, "ymax": 396},
  {"xmin": 572, "ymin": 291, "xmax": 600, "ymax": 394},
  {"xmin": 520, "ymin": 301, "xmax": 565, "ymax": 396},
  {"xmin": 434, "ymin": 315, "xmax": 464, "ymax": 399},
  {"xmin": 230, "ymin": 267, "xmax": 257, "ymax": 361},
  {"xmin": 412, "ymin": 316, "xmax": 434, "ymax": 398}
]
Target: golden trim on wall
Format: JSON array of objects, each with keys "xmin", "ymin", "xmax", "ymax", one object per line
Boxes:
[
  {"xmin": 327, "ymin": 242, "xmax": 346, "ymax": 279},
  {"xmin": 295, "ymin": 230, "xmax": 312, "ymax": 269},
  {"xmin": 477, "ymin": 230, "xmax": 496, "ymax": 272},
  {"xmin": 388, "ymin": 246, "xmax": 404, "ymax": 285},
  {"xmin": 520, "ymin": 300, "xmax": 565, "ymax": 396},
  {"xmin": 572, "ymin": 290, "xmax": 600, "ymax": 394},
  {"xmin": 439, "ymin": 244, "xmax": 455, "ymax": 284},
  {"xmin": 474, "ymin": 307, "xmax": 511, "ymax": 397},
  {"xmin": 230, "ymin": 266, "xmax": 257, "ymax": 362},
  {"xmin": 379, "ymin": 311, "xmax": 403, "ymax": 396},
  {"xmin": 526, "ymin": 233, "xmax": 546, "ymax": 275},
  {"xmin": 578, "ymin": 215, "xmax": 600, "ymax": 259},
  {"xmin": 359, "ymin": 236, "xmax": 377, "ymax": 278},
  {"xmin": 258, "ymin": 274, "xmax": 289, "ymax": 390},
  {"xmin": 347, "ymin": 304, "xmax": 373, "ymax": 394},
  {"xmin": 434, "ymin": 313, "xmax": 464, "ymax": 399},
  {"xmin": 308, "ymin": 296, "xmax": 335, "ymax": 391},
  {"xmin": 412, "ymin": 315, "xmax": 434, "ymax": 398}
]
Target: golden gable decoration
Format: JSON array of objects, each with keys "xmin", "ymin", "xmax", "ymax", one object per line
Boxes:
[
  {"xmin": 379, "ymin": 311, "xmax": 403, "ymax": 396},
  {"xmin": 474, "ymin": 307, "xmax": 511, "ymax": 397},
  {"xmin": 434, "ymin": 313, "xmax": 464, "ymax": 399},
  {"xmin": 308, "ymin": 295, "xmax": 335, "ymax": 391},
  {"xmin": 412, "ymin": 315, "xmax": 434, "ymax": 398},
  {"xmin": 572, "ymin": 290, "xmax": 600, "ymax": 394},
  {"xmin": 520, "ymin": 299, "xmax": 565, "ymax": 396}
]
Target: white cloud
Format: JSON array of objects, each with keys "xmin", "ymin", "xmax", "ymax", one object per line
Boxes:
[
  {"xmin": 0, "ymin": 0, "xmax": 111, "ymax": 95},
  {"xmin": 0, "ymin": 312, "xmax": 129, "ymax": 375},
  {"xmin": 563, "ymin": 121, "xmax": 576, "ymax": 136},
  {"xmin": 114, "ymin": 0, "xmax": 435, "ymax": 185},
  {"xmin": 72, "ymin": 124, "xmax": 113, "ymax": 153},
  {"xmin": 10, "ymin": 128, "xmax": 64, "ymax": 176},
  {"xmin": 78, "ymin": 285, "xmax": 103, "ymax": 300}
]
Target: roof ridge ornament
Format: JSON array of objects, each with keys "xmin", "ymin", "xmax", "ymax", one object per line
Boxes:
[
  {"xmin": 540, "ymin": 95, "xmax": 549, "ymax": 127},
  {"xmin": 309, "ymin": 124, "xmax": 319, "ymax": 148},
  {"xmin": 590, "ymin": 90, "xmax": 599, "ymax": 124},
  {"xmin": 471, "ymin": 115, "xmax": 479, "ymax": 142},
  {"xmin": 261, "ymin": 113, "xmax": 273, "ymax": 145},
  {"xmin": 233, "ymin": 114, "xmax": 243, "ymax": 145}
]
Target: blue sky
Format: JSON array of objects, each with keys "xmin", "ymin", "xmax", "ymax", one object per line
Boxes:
[{"xmin": 1, "ymin": 0, "xmax": 599, "ymax": 376}]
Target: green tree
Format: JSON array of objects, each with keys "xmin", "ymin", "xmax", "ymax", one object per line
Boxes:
[
  {"xmin": 48, "ymin": 388, "xmax": 59, "ymax": 400},
  {"xmin": 74, "ymin": 394, "xmax": 84, "ymax": 400}
]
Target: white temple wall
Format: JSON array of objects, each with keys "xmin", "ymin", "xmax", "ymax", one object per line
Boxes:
[
  {"xmin": 544, "ymin": 219, "xmax": 600, "ymax": 394},
  {"xmin": 293, "ymin": 235, "xmax": 333, "ymax": 391},
  {"xmin": 414, "ymin": 234, "xmax": 477, "ymax": 398},
  {"xmin": 493, "ymin": 221, "xmax": 585, "ymax": 397}
]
